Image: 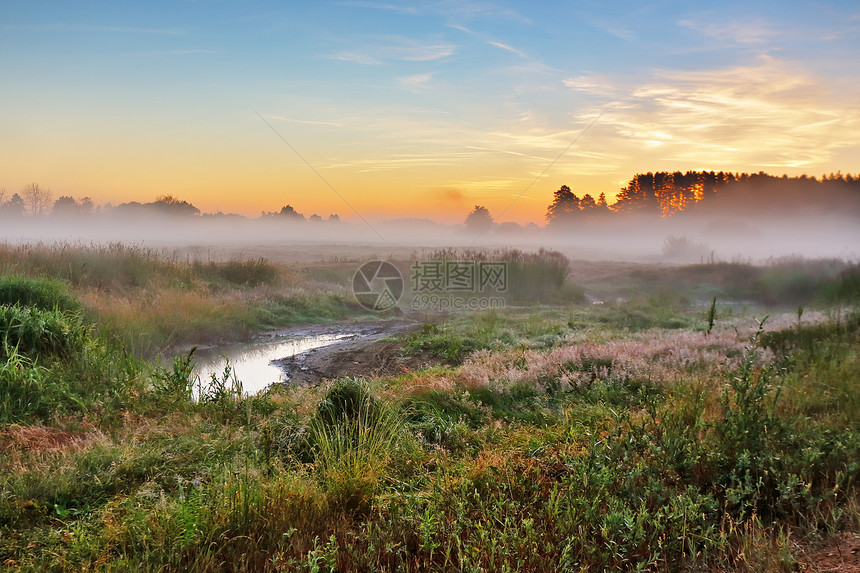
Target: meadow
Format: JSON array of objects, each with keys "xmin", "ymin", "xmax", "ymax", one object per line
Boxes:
[{"xmin": 0, "ymin": 242, "xmax": 858, "ymax": 571}]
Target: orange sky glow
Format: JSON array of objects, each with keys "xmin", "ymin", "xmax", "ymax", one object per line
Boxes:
[{"xmin": 2, "ymin": 3, "xmax": 859, "ymax": 225}]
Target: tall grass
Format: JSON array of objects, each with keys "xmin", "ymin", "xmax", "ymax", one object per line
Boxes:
[
  {"xmin": 0, "ymin": 304, "xmax": 87, "ymax": 360},
  {"xmin": 309, "ymin": 379, "xmax": 405, "ymax": 514},
  {"xmin": 3, "ymin": 308, "xmax": 858, "ymax": 571},
  {"xmin": 417, "ymin": 247, "xmax": 584, "ymax": 304},
  {"xmin": 0, "ymin": 275, "xmax": 81, "ymax": 313},
  {"xmin": 0, "ymin": 242, "xmax": 361, "ymax": 356},
  {"xmin": 0, "ymin": 242, "xmax": 283, "ymax": 291},
  {"xmin": 632, "ymin": 257, "xmax": 853, "ymax": 306},
  {"xmin": 1, "ymin": 244, "xmax": 858, "ymax": 570},
  {"xmin": 0, "ymin": 277, "xmax": 139, "ymax": 425}
]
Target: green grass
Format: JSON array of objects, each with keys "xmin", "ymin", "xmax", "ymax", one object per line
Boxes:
[
  {"xmin": 1, "ymin": 245, "xmax": 859, "ymax": 571},
  {"xmin": 0, "ymin": 275, "xmax": 82, "ymax": 313},
  {"xmin": 619, "ymin": 257, "xmax": 852, "ymax": 307},
  {"xmin": 0, "ymin": 243, "xmax": 364, "ymax": 356},
  {"xmin": 414, "ymin": 247, "xmax": 586, "ymax": 305},
  {"xmin": 0, "ymin": 288, "xmax": 139, "ymax": 425}
]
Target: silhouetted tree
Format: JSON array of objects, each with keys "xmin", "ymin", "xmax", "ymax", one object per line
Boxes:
[
  {"xmin": 52, "ymin": 196, "xmax": 81, "ymax": 217},
  {"xmin": 610, "ymin": 169, "xmax": 860, "ymax": 219},
  {"xmin": 152, "ymin": 195, "xmax": 200, "ymax": 217},
  {"xmin": 327, "ymin": 214, "xmax": 341, "ymax": 223},
  {"xmin": 615, "ymin": 173, "xmax": 660, "ymax": 215},
  {"xmin": 579, "ymin": 193, "xmax": 597, "ymax": 218},
  {"xmin": 545, "ymin": 185, "xmax": 580, "ymax": 227},
  {"xmin": 0, "ymin": 193, "xmax": 26, "ymax": 218},
  {"xmin": 497, "ymin": 221, "xmax": 523, "ymax": 235},
  {"xmin": 464, "ymin": 205, "xmax": 494, "ymax": 233},
  {"xmin": 23, "ymin": 183, "xmax": 52, "ymax": 216},
  {"xmin": 79, "ymin": 197, "xmax": 94, "ymax": 215},
  {"xmin": 593, "ymin": 192, "xmax": 613, "ymax": 218},
  {"xmin": 278, "ymin": 205, "xmax": 305, "ymax": 220}
]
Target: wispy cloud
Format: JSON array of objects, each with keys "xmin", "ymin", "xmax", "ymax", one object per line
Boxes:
[
  {"xmin": 323, "ymin": 153, "xmax": 462, "ymax": 172},
  {"xmin": 397, "ymin": 72, "xmax": 436, "ymax": 91},
  {"xmin": 563, "ymin": 73, "xmax": 617, "ymax": 96},
  {"xmin": 677, "ymin": 17, "xmax": 777, "ymax": 44},
  {"xmin": 338, "ymin": 0, "xmax": 530, "ymax": 27},
  {"xmin": 386, "ymin": 41, "xmax": 455, "ymax": 61},
  {"xmin": 332, "ymin": 51, "xmax": 383, "ymax": 65},
  {"xmin": 129, "ymin": 49, "xmax": 218, "ymax": 57},
  {"xmin": 434, "ymin": 0, "xmax": 531, "ymax": 25},
  {"xmin": 593, "ymin": 55, "xmax": 860, "ymax": 168},
  {"xmin": 465, "ymin": 145, "xmax": 534, "ymax": 159},
  {"xmin": 331, "ymin": 37, "xmax": 455, "ymax": 65},
  {"xmin": 587, "ymin": 18, "xmax": 637, "ymax": 42},
  {"xmin": 487, "ymin": 40, "xmax": 528, "ymax": 59}
]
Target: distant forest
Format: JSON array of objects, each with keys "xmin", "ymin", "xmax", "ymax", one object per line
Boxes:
[
  {"xmin": 2, "ymin": 171, "xmax": 859, "ymax": 229},
  {"xmin": 0, "ymin": 188, "xmax": 341, "ymax": 224},
  {"xmin": 543, "ymin": 171, "xmax": 860, "ymax": 228}
]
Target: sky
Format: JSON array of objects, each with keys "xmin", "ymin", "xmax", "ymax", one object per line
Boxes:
[{"xmin": 1, "ymin": 1, "xmax": 859, "ymax": 225}]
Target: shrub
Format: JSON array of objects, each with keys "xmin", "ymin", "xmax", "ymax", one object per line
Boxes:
[
  {"xmin": 0, "ymin": 347, "xmax": 54, "ymax": 422},
  {"xmin": 308, "ymin": 379, "xmax": 401, "ymax": 513},
  {"xmin": 0, "ymin": 275, "xmax": 81, "ymax": 313},
  {"xmin": 0, "ymin": 304, "xmax": 88, "ymax": 361},
  {"xmin": 191, "ymin": 258, "xmax": 279, "ymax": 287},
  {"xmin": 315, "ymin": 377, "xmax": 381, "ymax": 429}
]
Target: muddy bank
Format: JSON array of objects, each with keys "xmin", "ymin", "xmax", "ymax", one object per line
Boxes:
[
  {"xmin": 190, "ymin": 318, "xmax": 426, "ymax": 393},
  {"xmin": 271, "ymin": 319, "xmax": 424, "ymax": 386}
]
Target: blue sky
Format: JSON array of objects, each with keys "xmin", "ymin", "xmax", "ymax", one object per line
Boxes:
[{"xmin": 2, "ymin": 1, "xmax": 858, "ymax": 222}]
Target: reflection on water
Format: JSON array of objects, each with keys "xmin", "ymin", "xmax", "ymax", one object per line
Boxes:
[{"xmin": 193, "ymin": 333, "xmax": 354, "ymax": 395}]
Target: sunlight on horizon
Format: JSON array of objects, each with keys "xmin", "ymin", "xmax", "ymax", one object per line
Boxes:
[{"xmin": 1, "ymin": 2, "xmax": 858, "ymax": 225}]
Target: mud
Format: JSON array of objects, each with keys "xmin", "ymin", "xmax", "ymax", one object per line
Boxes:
[
  {"xmin": 270, "ymin": 319, "xmax": 425, "ymax": 386},
  {"xmin": 190, "ymin": 318, "xmax": 426, "ymax": 394}
]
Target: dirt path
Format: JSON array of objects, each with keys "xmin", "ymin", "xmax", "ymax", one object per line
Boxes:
[
  {"xmin": 798, "ymin": 533, "xmax": 860, "ymax": 573},
  {"xmin": 270, "ymin": 319, "xmax": 426, "ymax": 385}
]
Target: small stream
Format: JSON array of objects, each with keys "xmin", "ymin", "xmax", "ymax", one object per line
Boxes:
[{"xmin": 191, "ymin": 331, "xmax": 357, "ymax": 395}]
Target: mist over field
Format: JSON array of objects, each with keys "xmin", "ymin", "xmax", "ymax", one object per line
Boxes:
[
  {"xmin": 3, "ymin": 171, "xmax": 858, "ymax": 264},
  {"xmin": 1, "ymin": 209, "xmax": 857, "ymax": 264},
  {"xmin": 4, "ymin": 0, "xmax": 860, "ymax": 568},
  {"xmin": 3, "ymin": 180, "xmax": 859, "ymax": 571}
]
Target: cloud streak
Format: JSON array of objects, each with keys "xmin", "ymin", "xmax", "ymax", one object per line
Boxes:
[
  {"xmin": 332, "ymin": 37, "xmax": 455, "ymax": 65},
  {"xmin": 677, "ymin": 17, "xmax": 777, "ymax": 44},
  {"xmin": 569, "ymin": 55, "xmax": 860, "ymax": 169},
  {"xmin": 487, "ymin": 40, "xmax": 528, "ymax": 59},
  {"xmin": 397, "ymin": 72, "xmax": 436, "ymax": 91}
]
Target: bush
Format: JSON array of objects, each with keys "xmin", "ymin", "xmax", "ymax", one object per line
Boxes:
[
  {"xmin": 314, "ymin": 377, "xmax": 381, "ymax": 429},
  {"xmin": 191, "ymin": 258, "xmax": 279, "ymax": 287},
  {"xmin": 0, "ymin": 304, "xmax": 88, "ymax": 361},
  {"xmin": 308, "ymin": 379, "xmax": 401, "ymax": 513},
  {"xmin": 0, "ymin": 348, "xmax": 54, "ymax": 422},
  {"xmin": 0, "ymin": 275, "xmax": 81, "ymax": 313},
  {"xmin": 0, "ymin": 301, "xmax": 139, "ymax": 424}
]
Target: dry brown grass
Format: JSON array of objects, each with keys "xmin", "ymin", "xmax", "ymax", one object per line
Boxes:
[{"xmin": 0, "ymin": 425, "xmax": 104, "ymax": 458}]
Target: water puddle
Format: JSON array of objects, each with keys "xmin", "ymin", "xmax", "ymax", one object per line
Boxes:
[{"xmin": 192, "ymin": 332, "xmax": 355, "ymax": 395}]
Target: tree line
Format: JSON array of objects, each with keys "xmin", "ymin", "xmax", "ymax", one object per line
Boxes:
[
  {"xmin": 0, "ymin": 184, "xmax": 340, "ymax": 223},
  {"xmin": 5, "ymin": 171, "xmax": 859, "ymax": 229},
  {"xmin": 545, "ymin": 170, "xmax": 860, "ymax": 226}
]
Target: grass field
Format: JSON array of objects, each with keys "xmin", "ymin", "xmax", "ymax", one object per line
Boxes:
[{"xmin": 0, "ymin": 242, "xmax": 858, "ymax": 571}]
